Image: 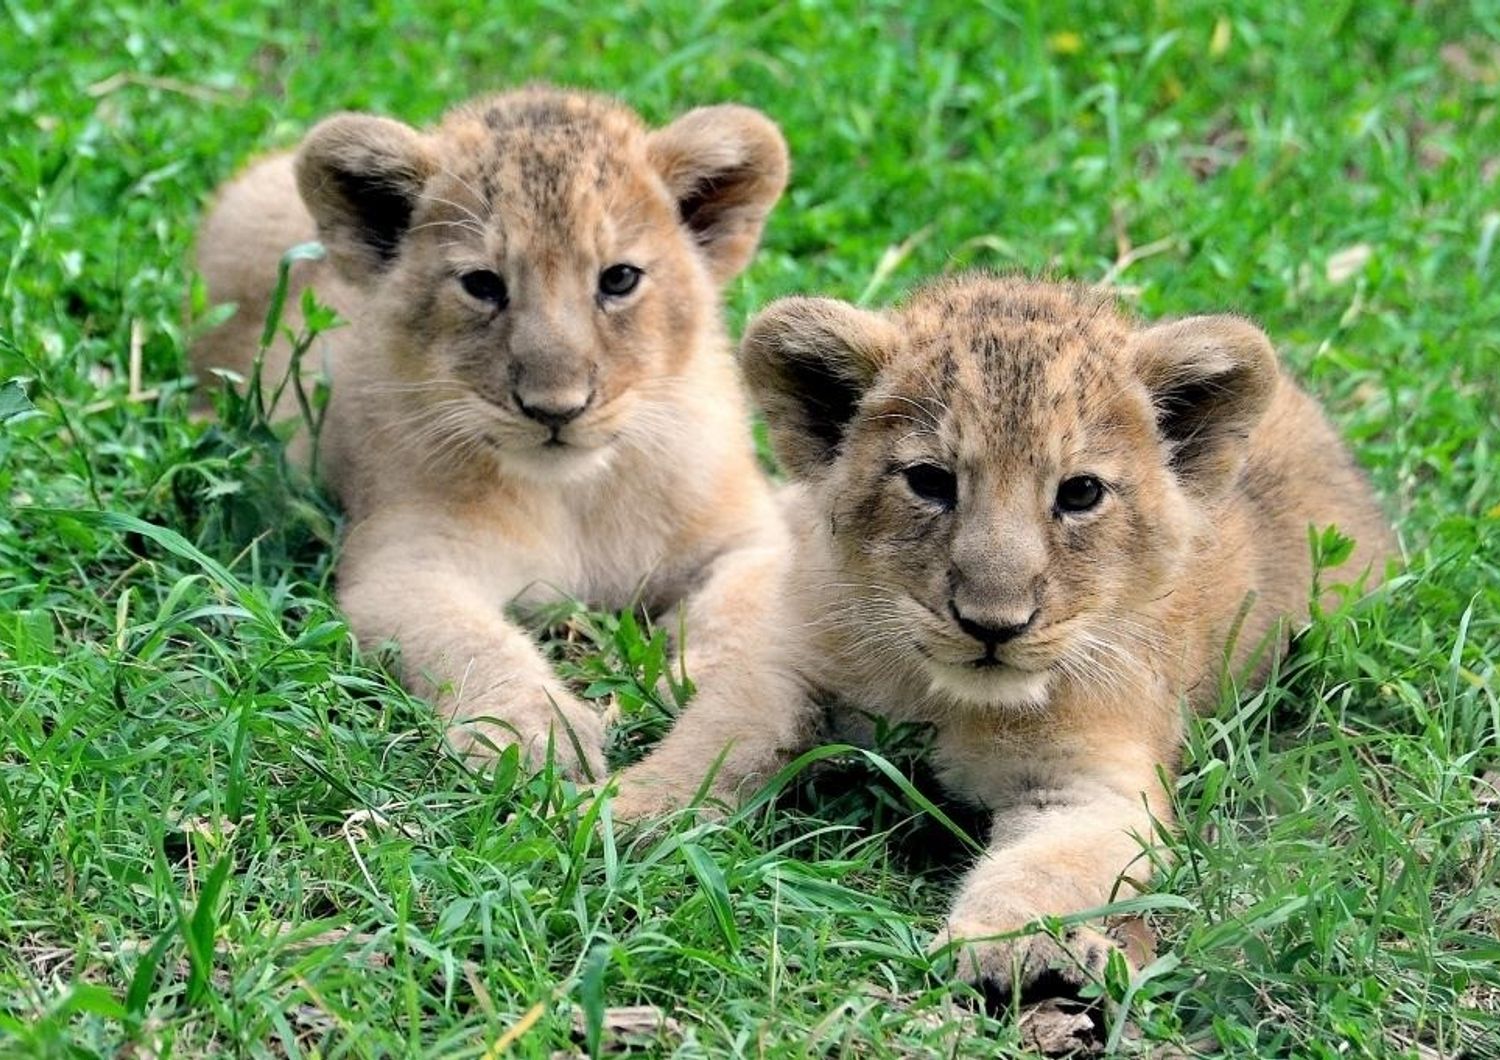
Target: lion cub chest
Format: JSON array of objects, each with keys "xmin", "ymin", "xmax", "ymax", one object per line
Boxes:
[{"xmin": 437, "ymin": 457, "xmax": 716, "ymax": 616}]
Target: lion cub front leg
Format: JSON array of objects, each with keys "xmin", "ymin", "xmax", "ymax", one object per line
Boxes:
[
  {"xmin": 612, "ymin": 538, "xmax": 814, "ymax": 818},
  {"xmin": 338, "ymin": 527, "xmax": 604, "ymax": 781},
  {"xmin": 940, "ymin": 760, "xmax": 1169, "ymax": 999}
]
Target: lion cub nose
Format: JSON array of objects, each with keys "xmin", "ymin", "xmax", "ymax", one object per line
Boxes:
[
  {"xmin": 949, "ymin": 601, "xmax": 1038, "ymax": 649},
  {"xmin": 513, "ymin": 388, "xmax": 593, "ymax": 431}
]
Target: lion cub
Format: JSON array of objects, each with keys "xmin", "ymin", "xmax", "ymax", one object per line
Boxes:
[
  {"xmin": 621, "ymin": 275, "xmax": 1392, "ymax": 993},
  {"xmin": 192, "ymin": 87, "xmax": 800, "ymax": 779}
]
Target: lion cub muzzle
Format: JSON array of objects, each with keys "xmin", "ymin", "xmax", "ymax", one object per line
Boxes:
[
  {"xmin": 948, "ymin": 493, "xmax": 1048, "ymax": 662},
  {"xmin": 948, "ymin": 600, "xmax": 1038, "ymax": 658},
  {"xmin": 502, "ymin": 296, "xmax": 598, "ymax": 441},
  {"xmin": 512, "ymin": 386, "xmax": 594, "ymax": 436}
]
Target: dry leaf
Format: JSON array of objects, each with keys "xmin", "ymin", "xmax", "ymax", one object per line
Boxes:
[
  {"xmin": 343, "ymin": 807, "xmax": 420, "ymax": 839},
  {"xmin": 569, "ymin": 1005, "xmax": 683, "ymax": 1053},
  {"xmin": 1019, "ymin": 999, "xmax": 1100, "ymax": 1056},
  {"xmin": 1326, "ymin": 244, "xmax": 1373, "ymax": 284}
]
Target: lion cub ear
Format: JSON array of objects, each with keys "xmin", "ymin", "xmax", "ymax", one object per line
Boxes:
[
  {"xmin": 296, "ymin": 114, "xmax": 436, "ymax": 284},
  {"xmin": 647, "ymin": 105, "xmax": 789, "ymax": 285},
  {"xmin": 741, "ymin": 297, "xmax": 900, "ymax": 477},
  {"xmin": 1131, "ymin": 315, "xmax": 1279, "ymax": 497}
]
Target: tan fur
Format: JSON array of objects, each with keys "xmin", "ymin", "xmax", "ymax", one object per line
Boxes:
[
  {"xmin": 191, "ymin": 87, "xmax": 801, "ymax": 779},
  {"xmin": 618, "ymin": 274, "xmax": 1394, "ymax": 993}
]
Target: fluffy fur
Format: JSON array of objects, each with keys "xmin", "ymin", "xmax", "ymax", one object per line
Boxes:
[
  {"xmin": 617, "ymin": 274, "xmax": 1394, "ymax": 994},
  {"xmin": 191, "ymin": 86, "xmax": 801, "ymax": 779}
]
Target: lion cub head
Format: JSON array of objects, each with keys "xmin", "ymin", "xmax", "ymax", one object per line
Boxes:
[
  {"xmin": 296, "ymin": 86, "xmax": 787, "ymax": 480},
  {"xmin": 743, "ymin": 276, "xmax": 1279, "ymax": 709}
]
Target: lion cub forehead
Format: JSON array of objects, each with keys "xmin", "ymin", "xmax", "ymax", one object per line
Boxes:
[
  {"xmin": 891, "ymin": 277, "xmax": 1137, "ymax": 425},
  {"xmin": 432, "ymin": 88, "xmax": 658, "ymax": 222}
]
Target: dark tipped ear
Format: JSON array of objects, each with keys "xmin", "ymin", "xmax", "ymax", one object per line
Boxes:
[
  {"xmin": 295, "ymin": 114, "xmax": 435, "ymax": 283},
  {"xmin": 647, "ymin": 105, "xmax": 789, "ymax": 285},
  {"xmin": 1132, "ymin": 315, "xmax": 1280, "ymax": 496},
  {"xmin": 740, "ymin": 297, "xmax": 900, "ymax": 477}
]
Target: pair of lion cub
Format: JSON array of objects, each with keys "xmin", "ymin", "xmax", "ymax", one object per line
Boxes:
[{"xmin": 193, "ymin": 88, "xmax": 1392, "ymax": 996}]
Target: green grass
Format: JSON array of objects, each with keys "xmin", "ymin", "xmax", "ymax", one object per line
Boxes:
[{"xmin": 2, "ymin": 1, "xmax": 1498, "ymax": 1056}]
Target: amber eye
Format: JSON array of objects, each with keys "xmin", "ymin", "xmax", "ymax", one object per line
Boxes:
[
  {"xmin": 598, "ymin": 263, "xmax": 643, "ymax": 298},
  {"xmin": 459, "ymin": 269, "xmax": 508, "ymax": 308},
  {"xmin": 1055, "ymin": 475, "xmax": 1105, "ymax": 513},
  {"xmin": 901, "ymin": 463, "xmax": 958, "ymax": 510}
]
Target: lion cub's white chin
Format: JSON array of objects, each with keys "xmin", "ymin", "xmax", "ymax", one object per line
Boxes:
[
  {"xmin": 497, "ymin": 441, "xmax": 618, "ymax": 485},
  {"xmin": 923, "ymin": 660, "xmax": 1054, "ymax": 710}
]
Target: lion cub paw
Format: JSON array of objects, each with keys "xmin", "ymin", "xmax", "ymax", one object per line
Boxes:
[
  {"xmin": 607, "ymin": 764, "xmax": 727, "ymax": 823},
  {"xmin": 446, "ymin": 692, "xmax": 606, "ymax": 783},
  {"xmin": 937, "ymin": 919, "xmax": 1133, "ymax": 1001}
]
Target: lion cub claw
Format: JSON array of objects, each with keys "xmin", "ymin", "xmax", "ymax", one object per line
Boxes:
[
  {"xmin": 607, "ymin": 765, "xmax": 726, "ymax": 823},
  {"xmin": 939, "ymin": 919, "xmax": 1130, "ymax": 1002}
]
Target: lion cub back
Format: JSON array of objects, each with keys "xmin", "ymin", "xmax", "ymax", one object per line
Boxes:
[
  {"xmin": 1220, "ymin": 373, "xmax": 1394, "ymax": 670},
  {"xmin": 191, "ymin": 153, "xmax": 350, "ymax": 407}
]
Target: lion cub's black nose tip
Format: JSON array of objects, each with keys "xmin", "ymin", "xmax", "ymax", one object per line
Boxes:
[
  {"xmin": 513, "ymin": 390, "xmax": 591, "ymax": 431},
  {"xmin": 950, "ymin": 601, "xmax": 1037, "ymax": 648}
]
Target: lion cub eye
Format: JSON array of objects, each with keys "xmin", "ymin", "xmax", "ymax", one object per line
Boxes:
[
  {"xmin": 459, "ymin": 270, "xmax": 509, "ymax": 308},
  {"xmin": 598, "ymin": 263, "xmax": 644, "ymax": 298},
  {"xmin": 1055, "ymin": 475, "xmax": 1105, "ymax": 514},
  {"xmin": 901, "ymin": 463, "xmax": 958, "ymax": 511}
]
